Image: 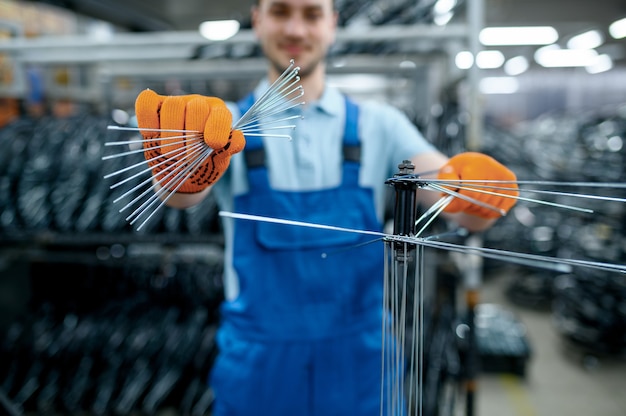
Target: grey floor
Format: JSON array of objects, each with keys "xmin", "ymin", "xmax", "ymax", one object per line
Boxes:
[{"xmin": 474, "ymin": 270, "xmax": 626, "ymax": 416}]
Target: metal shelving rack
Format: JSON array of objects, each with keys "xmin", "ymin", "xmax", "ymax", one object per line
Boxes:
[{"xmin": 0, "ymin": 0, "xmax": 484, "ymax": 133}]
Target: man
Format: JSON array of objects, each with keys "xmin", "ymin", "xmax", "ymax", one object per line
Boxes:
[{"xmin": 134, "ymin": 0, "xmax": 518, "ymax": 414}]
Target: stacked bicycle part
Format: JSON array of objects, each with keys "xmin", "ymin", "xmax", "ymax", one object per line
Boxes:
[
  {"xmin": 0, "ymin": 254, "xmax": 224, "ymax": 415},
  {"xmin": 0, "ymin": 114, "xmax": 222, "ymax": 239},
  {"xmin": 480, "ymin": 106, "xmax": 626, "ymax": 355},
  {"xmin": 0, "ymin": 113, "xmax": 227, "ymax": 414}
]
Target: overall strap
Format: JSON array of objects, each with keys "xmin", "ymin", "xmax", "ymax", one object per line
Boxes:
[
  {"xmin": 341, "ymin": 96, "xmax": 361, "ymax": 186},
  {"xmin": 343, "ymin": 96, "xmax": 360, "ymax": 161},
  {"xmin": 237, "ymin": 93, "xmax": 269, "ymax": 190},
  {"xmin": 237, "ymin": 93, "xmax": 266, "ymax": 169}
]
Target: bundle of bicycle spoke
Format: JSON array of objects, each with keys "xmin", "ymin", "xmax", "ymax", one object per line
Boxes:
[{"xmin": 102, "ymin": 60, "xmax": 305, "ymax": 231}]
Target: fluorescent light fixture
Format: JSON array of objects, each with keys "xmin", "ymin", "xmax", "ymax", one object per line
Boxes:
[
  {"xmin": 504, "ymin": 56, "xmax": 529, "ymax": 75},
  {"xmin": 586, "ymin": 54, "xmax": 613, "ymax": 74},
  {"xmin": 535, "ymin": 46, "xmax": 598, "ymax": 67},
  {"xmin": 476, "ymin": 50, "xmax": 505, "ymax": 69},
  {"xmin": 87, "ymin": 21, "xmax": 115, "ymax": 41},
  {"xmin": 609, "ymin": 17, "xmax": 626, "ymax": 39},
  {"xmin": 607, "ymin": 135, "xmax": 623, "ymax": 152},
  {"xmin": 567, "ymin": 30, "xmax": 604, "ymax": 49},
  {"xmin": 199, "ymin": 20, "xmax": 240, "ymax": 41},
  {"xmin": 328, "ymin": 74, "xmax": 388, "ymax": 93},
  {"xmin": 433, "ymin": 0, "xmax": 457, "ymax": 26},
  {"xmin": 433, "ymin": 11, "xmax": 453, "ymax": 26},
  {"xmin": 399, "ymin": 60, "xmax": 417, "ymax": 69},
  {"xmin": 455, "ymin": 51, "xmax": 474, "ymax": 69},
  {"xmin": 434, "ymin": 0, "xmax": 457, "ymax": 14},
  {"xmin": 479, "ymin": 77, "xmax": 520, "ymax": 94},
  {"xmin": 480, "ymin": 26, "xmax": 558, "ymax": 46}
]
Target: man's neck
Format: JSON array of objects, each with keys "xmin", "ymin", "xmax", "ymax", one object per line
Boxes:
[{"xmin": 298, "ymin": 74, "xmax": 325, "ymax": 106}]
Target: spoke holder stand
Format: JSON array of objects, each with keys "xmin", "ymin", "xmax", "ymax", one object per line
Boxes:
[{"xmin": 384, "ymin": 159, "xmax": 479, "ymax": 416}]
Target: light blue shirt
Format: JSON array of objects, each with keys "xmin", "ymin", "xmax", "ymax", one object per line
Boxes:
[
  {"xmin": 215, "ymin": 79, "xmax": 436, "ymax": 221},
  {"xmin": 213, "ymin": 80, "xmax": 437, "ymax": 300}
]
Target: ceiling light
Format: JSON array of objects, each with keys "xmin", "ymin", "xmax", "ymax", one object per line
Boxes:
[
  {"xmin": 328, "ymin": 74, "xmax": 388, "ymax": 93},
  {"xmin": 479, "ymin": 77, "xmax": 519, "ymax": 94},
  {"xmin": 567, "ymin": 30, "xmax": 604, "ymax": 49},
  {"xmin": 433, "ymin": 12, "xmax": 453, "ymax": 26},
  {"xmin": 87, "ymin": 21, "xmax": 114, "ymax": 41},
  {"xmin": 433, "ymin": 0, "xmax": 457, "ymax": 26},
  {"xmin": 535, "ymin": 46, "xmax": 599, "ymax": 67},
  {"xmin": 504, "ymin": 56, "xmax": 529, "ymax": 76},
  {"xmin": 199, "ymin": 20, "xmax": 240, "ymax": 41},
  {"xmin": 399, "ymin": 60, "xmax": 417, "ymax": 69},
  {"xmin": 480, "ymin": 26, "xmax": 558, "ymax": 46},
  {"xmin": 476, "ymin": 50, "xmax": 505, "ymax": 69},
  {"xmin": 455, "ymin": 51, "xmax": 474, "ymax": 69},
  {"xmin": 434, "ymin": 0, "xmax": 457, "ymax": 14},
  {"xmin": 586, "ymin": 54, "xmax": 613, "ymax": 74},
  {"xmin": 609, "ymin": 17, "xmax": 626, "ymax": 39}
]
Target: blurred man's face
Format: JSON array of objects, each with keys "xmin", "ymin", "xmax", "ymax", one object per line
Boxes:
[{"xmin": 252, "ymin": 0, "xmax": 338, "ymax": 78}]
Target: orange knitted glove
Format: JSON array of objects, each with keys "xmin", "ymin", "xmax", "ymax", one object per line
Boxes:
[
  {"xmin": 135, "ymin": 89, "xmax": 245, "ymax": 193},
  {"xmin": 437, "ymin": 152, "xmax": 519, "ymax": 219}
]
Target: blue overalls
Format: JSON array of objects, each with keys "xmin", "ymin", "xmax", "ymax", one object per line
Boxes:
[{"xmin": 209, "ymin": 95, "xmax": 396, "ymax": 415}]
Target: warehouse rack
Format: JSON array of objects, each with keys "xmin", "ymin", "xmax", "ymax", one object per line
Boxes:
[{"xmin": 0, "ymin": 0, "xmax": 485, "ymax": 144}]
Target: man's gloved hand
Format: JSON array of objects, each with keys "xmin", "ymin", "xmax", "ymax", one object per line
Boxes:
[
  {"xmin": 437, "ymin": 152, "xmax": 519, "ymax": 219},
  {"xmin": 135, "ymin": 89, "xmax": 245, "ymax": 193}
]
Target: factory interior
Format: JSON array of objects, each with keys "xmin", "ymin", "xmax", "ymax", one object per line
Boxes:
[{"xmin": 0, "ymin": 0, "xmax": 625, "ymax": 415}]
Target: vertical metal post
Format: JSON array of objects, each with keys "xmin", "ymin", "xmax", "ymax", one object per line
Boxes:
[
  {"xmin": 464, "ymin": 4, "xmax": 486, "ymax": 414},
  {"xmin": 466, "ymin": 0, "xmax": 485, "ymax": 152},
  {"xmin": 463, "ymin": 3, "xmax": 485, "ymax": 414}
]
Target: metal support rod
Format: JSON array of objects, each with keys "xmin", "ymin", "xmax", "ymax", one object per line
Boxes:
[
  {"xmin": 464, "ymin": 2, "xmax": 485, "ymax": 414},
  {"xmin": 466, "ymin": 0, "xmax": 485, "ymax": 152}
]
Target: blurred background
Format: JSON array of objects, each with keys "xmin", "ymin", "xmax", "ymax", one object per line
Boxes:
[{"xmin": 0, "ymin": 0, "xmax": 625, "ymax": 415}]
